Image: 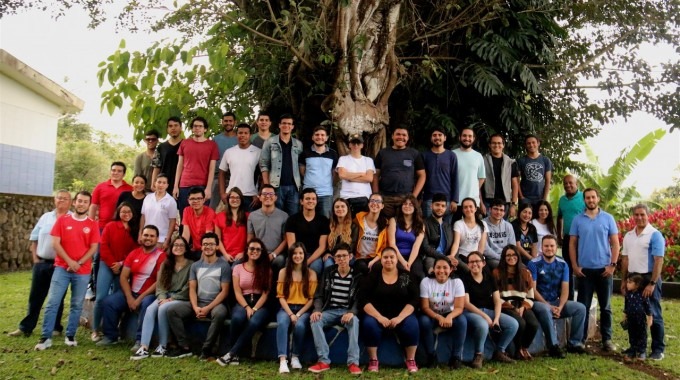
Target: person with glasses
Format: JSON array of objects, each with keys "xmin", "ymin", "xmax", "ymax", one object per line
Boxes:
[
  {"xmin": 387, "ymin": 194, "xmax": 426, "ymax": 280},
  {"xmin": 336, "ymin": 133, "xmax": 375, "ymax": 215},
  {"xmin": 116, "ymin": 175, "xmax": 149, "ymax": 231},
  {"xmin": 462, "ymin": 251, "xmax": 519, "ymax": 368},
  {"xmin": 353, "ymin": 193, "xmax": 389, "ymax": 274},
  {"xmin": 134, "ymin": 129, "xmax": 160, "ymax": 186},
  {"xmin": 166, "ymin": 232, "xmax": 231, "ymax": 359},
  {"xmin": 181, "ymin": 187, "xmax": 216, "ymax": 261},
  {"xmin": 215, "ymin": 187, "xmax": 249, "ymax": 263},
  {"xmin": 140, "ymin": 174, "xmax": 177, "ymax": 252},
  {"xmin": 483, "ymin": 199, "xmax": 516, "ymax": 269},
  {"xmin": 218, "ymin": 123, "xmax": 261, "ymax": 211},
  {"xmin": 247, "ymin": 185, "xmax": 289, "ymax": 275},
  {"xmin": 481, "ymin": 134, "xmax": 519, "ymax": 218}
]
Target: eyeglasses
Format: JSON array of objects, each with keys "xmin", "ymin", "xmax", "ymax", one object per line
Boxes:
[
  {"xmin": 492, "ymin": 207, "xmax": 505, "ymax": 212},
  {"xmin": 202, "ymin": 243, "xmax": 216, "ymax": 247},
  {"xmin": 334, "ymin": 254, "xmax": 349, "ymax": 259},
  {"xmin": 468, "ymin": 260, "xmax": 483, "ymax": 265},
  {"xmin": 403, "ymin": 202, "xmax": 414, "ymax": 207},
  {"xmin": 189, "ymin": 197, "xmax": 204, "ymax": 202},
  {"xmin": 145, "ymin": 137, "xmax": 158, "ymax": 142},
  {"xmin": 260, "ymin": 192, "xmax": 276, "ymax": 197},
  {"xmin": 369, "ymin": 199, "xmax": 383, "ymax": 204},
  {"xmin": 248, "ymin": 247, "xmax": 262, "ymax": 252}
]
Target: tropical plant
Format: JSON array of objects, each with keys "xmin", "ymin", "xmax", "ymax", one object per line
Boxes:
[{"xmin": 650, "ymin": 166, "xmax": 680, "ymax": 207}]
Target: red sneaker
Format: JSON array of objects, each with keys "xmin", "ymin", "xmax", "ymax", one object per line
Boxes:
[
  {"xmin": 348, "ymin": 363, "xmax": 362, "ymax": 375},
  {"xmin": 405, "ymin": 359, "xmax": 418, "ymax": 373},
  {"xmin": 367, "ymin": 359, "xmax": 379, "ymax": 372},
  {"xmin": 308, "ymin": 362, "xmax": 331, "ymax": 373}
]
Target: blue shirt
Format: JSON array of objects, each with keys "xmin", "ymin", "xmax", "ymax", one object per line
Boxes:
[
  {"xmin": 421, "ymin": 149, "xmax": 459, "ymax": 202},
  {"xmin": 570, "ymin": 209, "xmax": 618, "ymax": 269},
  {"xmin": 557, "ymin": 190, "xmax": 585, "ymax": 235},
  {"xmin": 517, "ymin": 154, "xmax": 553, "ymax": 202},
  {"xmin": 299, "ymin": 146, "xmax": 338, "ymax": 197},
  {"xmin": 30, "ymin": 209, "xmax": 72, "ymax": 260},
  {"xmin": 452, "ymin": 148, "xmax": 485, "ymax": 204},
  {"xmin": 528, "ymin": 256, "xmax": 569, "ymax": 304}
]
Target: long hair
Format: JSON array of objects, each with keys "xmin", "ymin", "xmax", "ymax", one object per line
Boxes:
[
  {"xmin": 368, "ymin": 193, "xmax": 389, "ymax": 231},
  {"xmin": 461, "ymin": 197, "xmax": 485, "ymax": 231},
  {"xmin": 496, "ymin": 244, "xmax": 527, "ymax": 292},
  {"xmin": 533, "ymin": 200, "xmax": 556, "ymax": 235},
  {"xmin": 282, "ymin": 242, "xmax": 312, "ymax": 299},
  {"xmin": 113, "ymin": 201, "xmax": 138, "ymax": 241},
  {"xmin": 226, "ymin": 187, "xmax": 247, "ymax": 227},
  {"xmin": 328, "ymin": 198, "xmax": 353, "ymax": 250},
  {"xmin": 246, "ymin": 238, "xmax": 271, "ymax": 292},
  {"xmin": 396, "ymin": 194, "xmax": 424, "ymax": 233},
  {"xmin": 160, "ymin": 236, "xmax": 189, "ymax": 290}
]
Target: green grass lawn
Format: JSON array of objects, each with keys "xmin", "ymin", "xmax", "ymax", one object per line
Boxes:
[{"xmin": 0, "ymin": 271, "xmax": 677, "ymax": 379}]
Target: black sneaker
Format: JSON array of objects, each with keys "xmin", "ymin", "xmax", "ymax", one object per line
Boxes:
[
  {"xmin": 166, "ymin": 347, "xmax": 193, "ymax": 359},
  {"xmin": 199, "ymin": 349, "xmax": 214, "ymax": 361},
  {"xmin": 448, "ymin": 357, "xmax": 462, "ymax": 369},
  {"xmin": 567, "ymin": 344, "xmax": 587, "ymax": 354},
  {"xmin": 216, "ymin": 352, "xmax": 239, "ymax": 366},
  {"xmin": 426, "ymin": 352, "xmax": 438, "ymax": 368},
  {"xmin": 549, "ymin": 345, "xmax": 566, "ymax": 359}
]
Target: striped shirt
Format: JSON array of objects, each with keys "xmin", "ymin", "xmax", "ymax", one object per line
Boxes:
[{"xmin": 329, "ymin": 270, "xmax": 354, "ymax": 309}]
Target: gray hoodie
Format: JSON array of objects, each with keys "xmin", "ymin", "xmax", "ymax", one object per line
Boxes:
[{"xmin": 483, "ymin": 216, "xmax": 516, "ymax": 261}]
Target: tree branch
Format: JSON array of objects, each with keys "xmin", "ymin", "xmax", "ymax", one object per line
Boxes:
[{"xmin": 263, "ymin": 0, "xmax": 315, "ymax": 70}]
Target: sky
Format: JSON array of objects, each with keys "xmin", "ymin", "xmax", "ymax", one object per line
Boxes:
[{"xmin": 1, "ymin": 7, "xmax": 678, "ymax": 198}]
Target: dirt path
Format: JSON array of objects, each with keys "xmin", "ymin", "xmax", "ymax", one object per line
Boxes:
[{"xmin": 587, "ymin": 344, "xmax": 676, "ymax": 380}]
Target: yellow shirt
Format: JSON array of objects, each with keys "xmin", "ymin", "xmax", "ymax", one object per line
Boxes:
[{"xmin": 277, "ymin": 280, "xmax": 318, "ymax": 305}]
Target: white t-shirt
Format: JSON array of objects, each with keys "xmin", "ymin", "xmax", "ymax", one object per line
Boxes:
[
  {"xmin": 531, "ymin": 219, "xmax": 552, "ymax": 255},
  {"xmin": 337, "ymin": 154, "xmax": 375, "ymax": 198},
  {"xmin": 219, "ymin": 144, "xmax": 262, "ymax": 196},
  {"xmin": 420, "ymin": 277, "xmax": 465, "ymax": 315},
  {"xmin": 357, "ymin": 218, "xmax": 379, "ymax": 258},
  {"xmin": 141, "ymin": 192, "xmax": 178, "ymax": 242},
  {"xmin": 453, "ymin": 220, "xmax": 487, "ymax": 257}
]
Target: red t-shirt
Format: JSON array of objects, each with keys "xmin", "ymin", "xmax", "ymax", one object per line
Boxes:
[
  {"xmin": 182, "ymin": 206, "xmax": 216, "ymax": 251},
  {"xmin": 51, "ymin": 215, "xmax": 100, "ymax": 275},
  {"xmin": 215, "ymin": 211, "xmax": 249, "ymax": 258},
  {"xmin": 177, "ymin": 138, "xmax": 219, "ymax": 187},
  {"xmin": 123, "ymin": 247, "xmax": 166, "ymax": 294},
  {"xmin": 92, "ymin": 179, "xmax": 133, "ymax": 229},
  {"xmin": 100, "ymin": 221, "xmax": 139, "ymax": 267}
]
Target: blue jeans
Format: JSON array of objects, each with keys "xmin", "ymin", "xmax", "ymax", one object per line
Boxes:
[
  {"xmin": 315, "ymin": 195, "xmax": 333, "ymax": 219},
  {"xmin": 41, "ymin": 267, "xmax": 89, "ymax": 339},
  {"xmin": 101, "ymin": 290, "xmax": 156, "ymax": 341},
  {"xmin": 141, "ymin": 299, "xmax": 179, "ymax": 347},
  {"xmin": 531, "ymin": 302, "xmax": 559, "ymax": 347},
  {"xmin": 310, "ymin": 308, "xmax": 360, "ymax": 365},
  {"xmin": 649, "ymin": 280, "xmax": 665, "ymax": 353},
  {"xmin": 275, "ymin": 185, "xmax": 299, "ymax": 216},
  {"xmin": 19, "ymin": 261, "xmax": 64, "ymax": 334},
  {"xmin": 538, "ymin": 300, "xmax": 586, "ymax": 347},
  {"xmin": 276, "ymin": 305, "xmax": 310, "ymax": 357},
  {"xmin": 577, "ymin": 268, "xmax": 613, "ymax": 343},
  {"xmin": 463, "ymin": 309, "xmax": 519, "ymax": 353},
  {"xmin": 309, "ymin": 257, "xmax": 323, "ymax": 278},
  {"xmin": 228, "ymin": 303, "xmax": 271, "ymax": 355},
  {"xmin": 418, "ymin": 313, "xmax": 467, "ymax": 360},
  {"xmin": 361, "ymin": 314, "xmax": 419, "ymax": 347},
  {"xmin": 92, "ymin": 264, "xmax": 120, "ymax": 332}
]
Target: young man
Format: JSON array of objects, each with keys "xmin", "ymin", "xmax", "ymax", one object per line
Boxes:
[
  {"xmin": 481, "ymin": 134, "xmax": 519, "ymax": 217},
  {"xmin": 420, "ymin": 193, "xmax": 455, "ymax": 275},
  {"xmin": 134, "ymin": 129, "xmax": 160, "ymax": 185},
  {"xmin": 35, "ymin": 191, "xmax": 100, "ymax": 350},
  {"xmin": 452, "ymin": 127, "xmax": 485, "ymax": 220},
  {"xmin": 299, "ymin": 125, "xmax": 338, "ymax": 218},
  {"xmin": 173, "ymin": 116, "xmax": 219, "ymax": 216},
  {"xmin": 285, "ymin": 188, "xmax": 330, "ymax": 276},
  {"xmin": 181, "ymin": 187, "xmax": 216, "ymax": 261},
  {"xmin": 421, "ymin": 127, "xmax": 458, "ymax": 220},
  {"xmin": 97, "ymin": 225, "xmax": 166, "ymax": 348},
  {"xmin": 250, "ymin": 111, "xmax": 275, "ymax": 149},
  {"xmin": 247, "ymin": 185, "xmax": 289, "ymax": 273},
  {"xmin": 219, "ymin": 123, "xmax": 261, "ymax": 210},
  {"xmin": 151, "ymin": 116, "xmax": 184, "ymax": 192},
  {"xmin": 9, "ymin": 190, "xmax": 71, "ymax": 337},
  {"xmin": 308, "ymin": 243, "xmax": 362, "ymax": 375},
  {"xmin": 569, "ymin": 188, "xmax": 619, "ymax": 351},
  {"xmin": 556, "ymin": 174, "xmax": 585, "ymax": 300},
  {"xmin": 529, "ymin": 235, "xmax": 585, "ymax": 356},
  {"xmin": 517, "ymin": 135, "xmax": 553, "ymax": 205},
  {"xmin": 210, "ymin": 112, "xmax": 238, "ymax": 210},
  {"xmin": 482, "ymin": 199, "xmax": 516, "ymax": 269},
  {"xmin": 260, "ymin": 114, "xmax": 303, "ymax": 215},
  {"xmin": 336, "ymin": 133, "xmax": 375, "ymax": 214},
  {"xmin": 166, "ymin": 232, "xmax": 231, "ymax": 359}
]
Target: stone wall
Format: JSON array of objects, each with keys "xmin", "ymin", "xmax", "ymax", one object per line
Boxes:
[{"xmin": 0, "ymin": 193, "xmax": 53, "ymax": 271}]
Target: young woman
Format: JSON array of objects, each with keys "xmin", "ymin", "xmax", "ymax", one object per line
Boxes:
[
  {"xmin": 116, "ymin": 174, "xmax": 148, "ymax": 226},
  {"xmin": 131, "ymin": 236, "xmax": 193, "ymax": 359},
  {"xmin": 462, "ymin": 251, "xmax": 519, "ymax": 368},
  {"xmin": 450, "ymin": 198, "xmax": 487, "ymax": 273},
  {"xmin": 531, "ymin": 200, "xmax": 556, "ymax": 256},
  {"xmin": 358, "ymin": 247, "xmax": 420, "ymax": 373},
  {"xmin": 215, "ymin": 187, "xmax": 249, "ymax": 262},
  {"xmin": 276, "ymin": 243, "xmax": 318, "ymax": 373},
  {"xmin": 511, "ymin": 203, "xmax": 538, "ymax": 263},
  {"xmin": 140, "ymin": 174, "xmax": 177, "ymax": 251},
  {"xmin": 217, "ymin": 238, "xmax": 272, "ymax": 366},
  {"xmin": 92, "ymin": 202, "xmax": 139, "ymax": 342},
  {"xmin": 353, "ymin": 193, "xmax": 389, "ymax": 274},
  {"xmin": 323, "ymin": 198, "xmax": 358, "ymax": 268},
  {"xmin": 388, "ymin": 194, "xmax": 426, "ymax": 280},
  {"xmin": 492, "ymin": 245, "xmax": 539, "ymax": 360},
  {"xmin": 419, "ymin": 257, "xmax": 467, "ymax": 369}
]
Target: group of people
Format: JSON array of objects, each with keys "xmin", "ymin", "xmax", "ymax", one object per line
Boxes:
[{"xmin": 9, "ymin": 113, "xmax": 666, "ymax": 374}]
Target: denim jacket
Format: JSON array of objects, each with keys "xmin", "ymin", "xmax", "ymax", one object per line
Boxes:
[{"xmin": 259, "ymin": 135, "xmax": 303, "ymax": 188}]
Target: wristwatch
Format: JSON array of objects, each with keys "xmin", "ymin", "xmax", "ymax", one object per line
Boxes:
[
  {"xmin": 608, "ymin": 262, "xmax": 617, "ymax": 267},
  {"xmin": 649, "ymin": 280, "xmax": 657, "ymax": 286}
]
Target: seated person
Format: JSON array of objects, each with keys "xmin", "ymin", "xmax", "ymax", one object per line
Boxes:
[
  {"xmin": 483, "ymin": 199, "xmax": 516, "ymax": 269},
  {"xmin": 421, "ymin": 193, "xmax": 454, "ymax": 276},
  {"xmin": 353, "ymin": 193, "xmax": 388, "ymax": 274}
]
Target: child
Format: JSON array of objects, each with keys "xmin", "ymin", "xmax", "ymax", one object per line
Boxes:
[{"xmin": 623, "ymin": 274, "xmax": 653, "ymax": 361}]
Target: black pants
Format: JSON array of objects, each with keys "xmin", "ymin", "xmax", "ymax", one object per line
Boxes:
[
  {"xmin": 20, "ymin": 261, "xmax": 65, "ymax": 334},
  {"xmin": 502, "ymin": 307, "xmax": 539, "ymax": 349},
  {"xmin": 628, "ymin": 314, "xmax": 648, "ymax": 355}
]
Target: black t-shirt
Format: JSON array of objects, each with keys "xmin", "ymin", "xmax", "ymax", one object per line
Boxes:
[
  {"xmin": 285, "ymin": 212, "xmax": 330, "ymax": 254},
  {"xmin": 374, "ymin": 147, "xmax": 425, "ymax": 195},
  {"xmin": 462, "ymin": 271, "xmax": 497, "ymax": 310},
  {"xmin": 511, "ymin": 220, "xmax": 538, "ymax": 252},
  {"xmin": 279, "ymin": 138, "xmax": 295, "ymax": 186},
  {"xmin": 153, "ymin": 141, "xmax": 182, "ymax": 190},
  {"xmin": 358, "ymin": 269, "xmax": 419, "ymax": 319},
  {"xmin": 488, "ymin": 157, "xmax": 519, "ymax": 201}
]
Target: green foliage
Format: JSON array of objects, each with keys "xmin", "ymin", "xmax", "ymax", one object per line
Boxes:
[{"xmin": 650, "ymin": 166, "xmax": 680, "ymax": 207}]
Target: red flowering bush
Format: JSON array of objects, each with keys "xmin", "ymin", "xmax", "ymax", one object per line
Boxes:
[{"xmin": 617, "ymin": 204, "xmax": 680, "ymax": 282}]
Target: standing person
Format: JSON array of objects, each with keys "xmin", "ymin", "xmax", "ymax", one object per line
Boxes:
[
  {"xmin": 247, "ymin": 185, "xmax": 289, "ymax": 273},
  {"xmin": 450, "ymin": 198, "xmax": 487, "ymax": 273},
  {"xmin": 336, "ymin": 133, "xmax": 375, "ymax": 214},
  {"xmin": 532, "ymin": 200, "xmax": 557, "ymax": 256},
  {"xmin": 419, "ymin": 257, "xmax": 467, "ymax": 369},
  {"xmin": 218, "ymin": 123, "xmax": 261, "ymax": 211},
  {"xmin": 140, "ymin": 174, "xmax": 178, "ymax": 251},
  {"xmin": 180, "ymin": 187, "xmax": 216, "ymax": 260},
  {"xmin": 211, "ymin": 112, "xmax": 238, "ymax": 210},
  {"xmin": 483, "ymin": 199, "xmax": 516, "ymax": 269},
  {"xmin": 215, "ymin": 187, "xmax": 249, "ymax": 262},
  {"xmin": 260, "ymin": 113, "xmax": 304, "ymax": 216},
  {"xmin": 358, "ymin": 247, "xmax": 420, "ymax": 373},
  {"xmin": 130, "ymin": 236, "xmax": 193, "ymax": 360},
  {"xmin": 387, "ymin": 194, "xmax": 426, "ymax": 280},
  {"xmin": 461, "ymin": 251, "xmax": 519, "ymax": 368},
  {"xmin": 421, "ymin": 127, "xmax": 459, "ymax": 220},
  {"xmin": 116, "ymin": 174, "xmax": 148, "ymax": 230},
  {"xmin": 511, "ymin": 203, "xmax": 538, "ymax": 263},
  {"xmin": 353, "ymin": 193, "xmax": 389, "ymax": 274},
  {"xmin": 285, "ymin": 188, "xmax": 330, "ymax": 276},
  {"xmin": 299, "ymin": 125, "xmax": 338, "ymax": 218},
  {"xmin": 482, "ymin": 134, "xmax": 519, "ymax": 218},
  {"xmin": 421, "ymin": 193, "xmax": 455, "ymax": 276},
  {"xmin": 166, "ymin": 232, "xmax": 231, "ymax": 360},
  {"xmin": 372, "ymin": 127, "xmax": 426, "ymax": 218},
  {"xmin": 134, "ymin": 130, "xmax": 160, "ymax": 186},
  {"xmin": 173, "ymin": 116, "xmax": 219, "ymax": 216},
  {"xmin": 217, "ymin": 238, "xmax": 271, "ymax": 366},
  {"xmin": 570, "ymin": 188, "xmax": 620, "ymax": 351},
  {"xmin": 517, "ymin": 135, "xmax": 553, "ymax": 205},
  {"xmin": 452, "ymin": 128, "xmax": 485, "ymax": 221},
  {"xmin": 621, "ymin": 275, "xmax": 653, "ymax": 361},
  {"xmin": 97, "ymin": 226, "xmax": 166, "ymax": 349},
  {"xmin": 91, "ymin": 203, "xmax": 139, "ymax": 342},
  {"xmin": 323, "ymin": 198, "xmax": 358, "ymax": 268},
  {"xmin": 251, "ymin": 111, "xmax": 275, "ymax": 149},
  {"xmin": 8, "ymin": 190, "xmax": 71, "ymax": 338},
  {"xmin": 35, "ymin": 191, "xmax": 100, "ymax": 351},
  {"xmin": 151, "ymin": 116, "xmax": 184, "ymax": 192},
  {"xmin": 556, "ymin": 174, "xmax": 585, "ymax": 300},
  {"xmin": 620, "ymin": 204, "xmax": 666, "ymax": 360},
  {"xmin": 308, "ymin": 243, "xmax": 363, "ymax": 375},
  {"xmin": 276, "ymin": 243, "xmax": 318, "ymax": 373}
]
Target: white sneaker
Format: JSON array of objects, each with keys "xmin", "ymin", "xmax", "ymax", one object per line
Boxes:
[
  {"xmin": 279, "ymin": 360, "xmax": 290, "ymax": 374},
  {"xmin": 91, "ymin": 331, "xmax": 102, "ymax": 342},
  {"xmin": 64, "ymin": 336, "xmax": 78, "ymax": 347},
  {"xmin": 35, "ymin": 338, "xmax": 52, "ymax": 351},
  {"xmin": 290, "ymin": 356, "xmax": 302, "ymax": 370}
]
